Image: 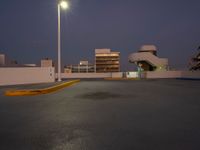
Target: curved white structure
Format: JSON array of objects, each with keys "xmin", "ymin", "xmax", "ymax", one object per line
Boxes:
[
  {"xmin": 129, "ymin": 45, "xmax": 168, "ymax": 71},
  {"xmin": 140, "ymin": 45, "xmax": 157, "ymax": 51}
]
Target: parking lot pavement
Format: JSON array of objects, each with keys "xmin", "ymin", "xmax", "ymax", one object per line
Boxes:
[{"xmin": 0, "ymin": 79, "xmax": 200, "ymax": 150}]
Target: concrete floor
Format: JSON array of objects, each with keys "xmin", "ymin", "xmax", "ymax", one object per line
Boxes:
[{"xmin": 0, "ymin": 79, "xmax": 200, "ymax": 150}]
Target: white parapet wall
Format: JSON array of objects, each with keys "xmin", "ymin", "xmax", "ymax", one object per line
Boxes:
[
  {"xmin": 0, "ymin": 67, "xmax": 55, "ymax": 86},
  {"xmin": 181, "ymin": 71, "xmax": 200, "ymax": 79},
  {"xmin": 111, "ymin": 72, "xmax": 123, "ymax": 78},
  {"xmin": 57, "ymin": 71, "xmax": 200, "ymax": 79},
  {"xmin": 60, "ymin": 73, "xmax": 113, "ymax": 79},
  {"xmin": 145, "ymin": 71, "xmax": 200, "ymax": 79},
  {"xmin": 126, "ymin": 72, "xmax": 138, "ymax": 78},
  {"xmin": 145, "ymin": 71, "xmax": 182, "ymax": 79}
]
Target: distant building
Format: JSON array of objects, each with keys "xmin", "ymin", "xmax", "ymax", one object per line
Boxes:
[
  {"xmin": 64, "ymin": 68, "xmax": 72, "ymax": 73},
  {"xmin": 128, "ymin": 45, "xmax": 168, "ymax": 71},
  {"xmin": 41, "ymin": 58, "xmax": 53, "ymax": 67},
  {"xmin": 139, "ymin": 45, "xmax": 157, "ymax": 56},
  {"xmin": 95, "ymin": 49, "xmax": 120, "ymax": 73},
  {"xmin": 0, "ymin": 53, "xmax": 18, "ymax": 67},
  {"xmin": 24, "ymin": 64, "xmax": 37, "ymax": 67},
  {"xmin": 64, "ymin": 60, "xmax": 95, "ymax": 73},
  {"xmin": 79, "ymin": 60, "xmax": 89, "ymax": 66},
  {"xmin": 189, "ymin": 46, "xmax": 200, "ymax": 71},
  {"xmin": 0, "ymin": 54, "xmax": 6, "ymax": 66}
]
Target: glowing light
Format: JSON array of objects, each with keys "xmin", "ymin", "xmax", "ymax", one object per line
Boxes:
[{"xmin": 60, "ymin": 1, "xmax": 69, "ymax": 9}]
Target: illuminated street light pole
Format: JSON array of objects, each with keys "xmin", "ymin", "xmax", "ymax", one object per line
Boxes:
[{"xmin": 57, "ymin": 0, "xmax": 68, "ymax": 82}]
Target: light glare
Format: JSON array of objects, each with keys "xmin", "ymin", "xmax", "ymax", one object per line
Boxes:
[{"xmin": 60, "ymin": 1, "xmax": 69, "ymax": 9}]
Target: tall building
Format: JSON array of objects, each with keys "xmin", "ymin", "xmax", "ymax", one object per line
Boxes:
[{"xmin": 95, "ymin": 49, "xmax": 120, "ymax": 73}]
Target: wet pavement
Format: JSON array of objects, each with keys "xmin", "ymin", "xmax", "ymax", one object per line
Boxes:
[{"xmin": 0, "ymin": 79, "xmax": 200, "ymax": 150}]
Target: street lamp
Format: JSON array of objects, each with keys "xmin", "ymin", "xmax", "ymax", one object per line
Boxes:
[{"xmin": 57, "ymin": 0, "xmax": 69, "ymax": 82}]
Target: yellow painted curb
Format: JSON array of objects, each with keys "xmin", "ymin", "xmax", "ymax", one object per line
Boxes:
[
  {"xmin": 5, "ymin": 80, "xmax": 80, "ymax": 96},
  {"xmin": 104, "ymin": 78, "xmax": 139, "ymax": 81}
]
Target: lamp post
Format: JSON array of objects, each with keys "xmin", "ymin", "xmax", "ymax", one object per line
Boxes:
[{"xmin": 57, "ymin": 0, "xmax": 69, "ymax": 82}]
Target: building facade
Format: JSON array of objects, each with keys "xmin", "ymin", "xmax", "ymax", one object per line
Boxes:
[
  {"xmin": 64, "ymin": 61, "xmax": 95, "ymax": 73},
  {"xmin": 95, "ymin": 49, "xmax": 120, "ymax": 73},
  {"xmin": 41, "ymin": 58, "xmax": 53, "ymax": 67},
  {"xmin": 0, "ymin": 54, "xmax": 5, "ymax": 66},
  {"xmin": 128, "ymin": 45, "xmax": 168, "ymax": 71}
]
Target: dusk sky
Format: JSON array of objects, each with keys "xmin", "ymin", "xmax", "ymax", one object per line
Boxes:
[{"xmin": 0, "ymin": 0, "xmax": 199, "ymax": 70}]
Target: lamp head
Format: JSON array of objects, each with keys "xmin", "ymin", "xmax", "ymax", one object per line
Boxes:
[{"xmin": 59, "ymin": 1, "xmax": 69, "ymax": 9}]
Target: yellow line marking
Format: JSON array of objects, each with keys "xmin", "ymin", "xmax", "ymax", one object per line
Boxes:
[{"xmin": 5, "ymin": 80, "xmax": 80, "ymax": 96}]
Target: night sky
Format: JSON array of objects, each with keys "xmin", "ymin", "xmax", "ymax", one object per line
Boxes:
[{"xmin": 0, "ymin": 0, "xmax": 199, "ymax": 71}]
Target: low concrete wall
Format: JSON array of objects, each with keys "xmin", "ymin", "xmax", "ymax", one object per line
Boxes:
[
  {"xmin": 145, "ymin": 71, "xmax": 200, "ymax": 79},
  {"xmin": 111, "ymin": 72, "xmax": 123, "ymax": 78},
  {"xmin": 0, "ymin": 67, "xmax": 55, "ymax": 86},
  {"xmin": 58, "ymin": 71, "xmax": 200, "ymax": 80},
  {"xmin": 126, "ymin": 72, "xmax": 138, "ymax": 78},
  {"xmin": 145, "ymin": 71, "xmax": 181, "ymax": 79},
  {"xmin": 181, "ymin": 71, "xmax": 200, "ymax": 79},
  {"xmin": 61, "ymin": 73, "xmax": 112, "ymax": 79}
]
